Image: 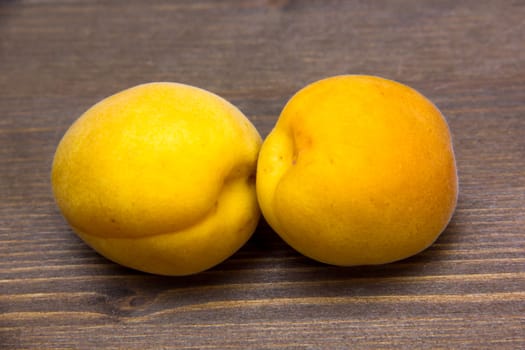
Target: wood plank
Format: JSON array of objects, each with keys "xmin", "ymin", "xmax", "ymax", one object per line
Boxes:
[{"xmin": 1, "ymin": 0, "xmax": 524, "ymax": 348}]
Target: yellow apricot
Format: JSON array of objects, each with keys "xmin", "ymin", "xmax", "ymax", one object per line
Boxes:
[
  {"xmin": 257, "ymin": 75, "xmax": 458, "ymax": 266},
  {"xmin": 52, "ymin": 82, "xmax": 262, "ymax": 275}
]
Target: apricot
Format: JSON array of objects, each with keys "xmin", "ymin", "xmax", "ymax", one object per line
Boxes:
[
  {"xmin": 52, "ymin": 82, "xmax": 262, "ymax": 275},
  {"xmin": 256, "ymin": 75, "xmax": 458, "ymax": 266}
]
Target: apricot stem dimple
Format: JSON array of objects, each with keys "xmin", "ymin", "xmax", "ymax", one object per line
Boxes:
[{"xmin": 290, "ymin": 126, "xmax": 300, "ymax": 166}]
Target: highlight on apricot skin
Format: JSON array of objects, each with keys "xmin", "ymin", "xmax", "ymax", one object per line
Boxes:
[
  {"xmin": 51, "ymin": 82, "xmax": 262, "ymax": 276},
  {"xmin": 256, "ymin": 75, "xmax": 458, "ymax": 266}
]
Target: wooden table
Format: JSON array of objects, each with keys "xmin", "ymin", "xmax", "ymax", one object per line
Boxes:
[{"xmin": 1, "ymin": 1, "xmax": 524, "ymax": 348}]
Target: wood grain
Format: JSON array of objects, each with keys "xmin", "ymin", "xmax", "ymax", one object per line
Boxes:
[{"xmin": 1, "ymin": 0, "xmax": 524, "ymax": 349}]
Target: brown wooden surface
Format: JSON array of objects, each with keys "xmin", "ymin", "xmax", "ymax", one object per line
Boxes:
[{"xmin": 1, "ymin": 1, "xmax": 524, "ymax": 349}]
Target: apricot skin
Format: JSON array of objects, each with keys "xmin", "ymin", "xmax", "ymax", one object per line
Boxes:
[
  {"xmin": 256, "ymin": 75, "xmax": 458, "ymax": 266},
  {"xmin": 52, "ymin": 82, "xmax": 262, "ymax": 275}
]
